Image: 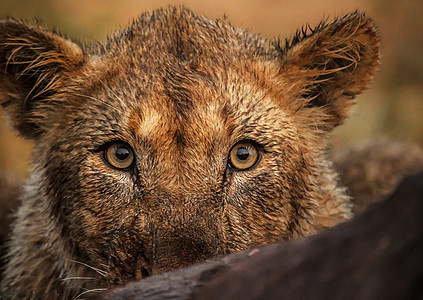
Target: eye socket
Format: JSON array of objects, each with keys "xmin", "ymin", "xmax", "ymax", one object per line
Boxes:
[
  {"xmin": 229, "ymin": 141, "xmax": 259, "ymax": 170},
  {"xmin": 103, "ymin": 142, "xmax": 135, "ymax": 170}
]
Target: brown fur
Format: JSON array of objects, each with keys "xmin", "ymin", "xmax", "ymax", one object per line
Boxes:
[
  {"xmin": 0, "ymin": 6, "xmax": 379, "ymax": 299},
  {"xmin": 0, "ymin": 171, "xmax": 22, "ymax": 270}
]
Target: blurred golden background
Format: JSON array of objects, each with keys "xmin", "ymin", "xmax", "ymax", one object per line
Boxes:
[{"xmin": 1, "ymin": 0, "xmax": 422, "ymax": 179}]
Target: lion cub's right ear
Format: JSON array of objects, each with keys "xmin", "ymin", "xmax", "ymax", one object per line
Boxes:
[{"xmin": 0, "ymin": 19, "xmax": 86, "ymax": 139}]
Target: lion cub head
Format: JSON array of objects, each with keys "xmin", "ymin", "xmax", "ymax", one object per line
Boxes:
[{"xmin": 0, "ymin": 6, "xmax": 379, "ymax": 296}]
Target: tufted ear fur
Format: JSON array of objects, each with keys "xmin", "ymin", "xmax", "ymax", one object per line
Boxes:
[
  {"xmin": 273, "ymin": 12, "xmax": 380, "ymax": 130},
  {"xmin": 0, "ymin": 19, "xmax": 85, "ymax": 139}
]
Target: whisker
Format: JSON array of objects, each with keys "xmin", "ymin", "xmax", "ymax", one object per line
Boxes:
[
  {"xmin": 66, "ymin": 259, "xmax": 107, "ymax": 277},
  {"xmin": 71, "ymin": 92, "xmax": 121, "ymax": 112},
  {"xmin": 62, "ymin": 277, "xmax": 98, "ymax": 281},
  {"xmin": 100, "ymin": 263, "xmax": 111, "ymax": 270},
  {"xmin": 94, "ymin": 74, "xmax": 126, "ymax": 108},
  {"xmin": 73, "ymin": 288, "xmax": 107, "ymax": 300}
]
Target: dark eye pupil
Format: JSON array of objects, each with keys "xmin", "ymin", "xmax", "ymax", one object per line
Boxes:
[
  {"xmin": 115, "ymin": 147, "xmax": 130, "ymax": 160},
  {"xmin": 236, "ymin": 147, "xmax": 249, "ymax": 160}
]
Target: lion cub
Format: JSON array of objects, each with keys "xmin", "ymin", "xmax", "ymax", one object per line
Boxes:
[{"xmin": 0, "ymin": 6, "xmax": 379, "ymax": 299}]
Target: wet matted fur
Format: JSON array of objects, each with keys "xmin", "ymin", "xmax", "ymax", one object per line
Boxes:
[{"xmin": 0, "ymin": 6, "xmax": 379, "ymax": 299}]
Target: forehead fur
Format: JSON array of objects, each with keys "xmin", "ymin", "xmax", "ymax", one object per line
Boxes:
[
  {"xmin": 68, "ymin": 7, "xmax": 297, "ymax": 154},
  {"xmin": 102, "ymin": 6, "xmax": 267, "ymax": 66},
  {"xmin": 82, "ymin": 6, "xmax": 274, "ymax": 119}
]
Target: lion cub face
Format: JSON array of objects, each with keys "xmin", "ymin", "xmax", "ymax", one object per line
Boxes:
[{"xmin": 1, "ymin": 6, "xmax": 379, "ymax": 285}]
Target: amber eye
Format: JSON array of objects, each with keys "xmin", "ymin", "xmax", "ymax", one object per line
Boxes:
[
  {"xmin": 229, "ymin": 142, "xmax": 259, "ymax": 170},
  {"xmin": 104, "ymin": 142, "xmax": 134, "ymax": 170}
]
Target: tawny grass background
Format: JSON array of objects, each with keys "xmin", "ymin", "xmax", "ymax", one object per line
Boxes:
[{"xmin": 1, "ymin": 0, "xmax": 422, "ymax": 179}]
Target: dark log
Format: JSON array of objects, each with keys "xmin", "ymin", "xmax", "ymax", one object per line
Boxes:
[{"xmin": 102, "ymin": 170, "xmax": 423, "ymax": 300}]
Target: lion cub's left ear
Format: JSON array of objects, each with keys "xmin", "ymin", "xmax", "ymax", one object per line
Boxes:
[
  {"xmin": 273, "ymin": 12, "xmax": 380, "ymax": 130},
  {"xmin": 0, "ymin": 19, "xmax": 86, "ymax": 139}
]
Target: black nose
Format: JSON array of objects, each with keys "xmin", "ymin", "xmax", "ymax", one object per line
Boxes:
[{"xmin": 151, "ymin": 229, "xmax": 218, "ymax": 274}]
